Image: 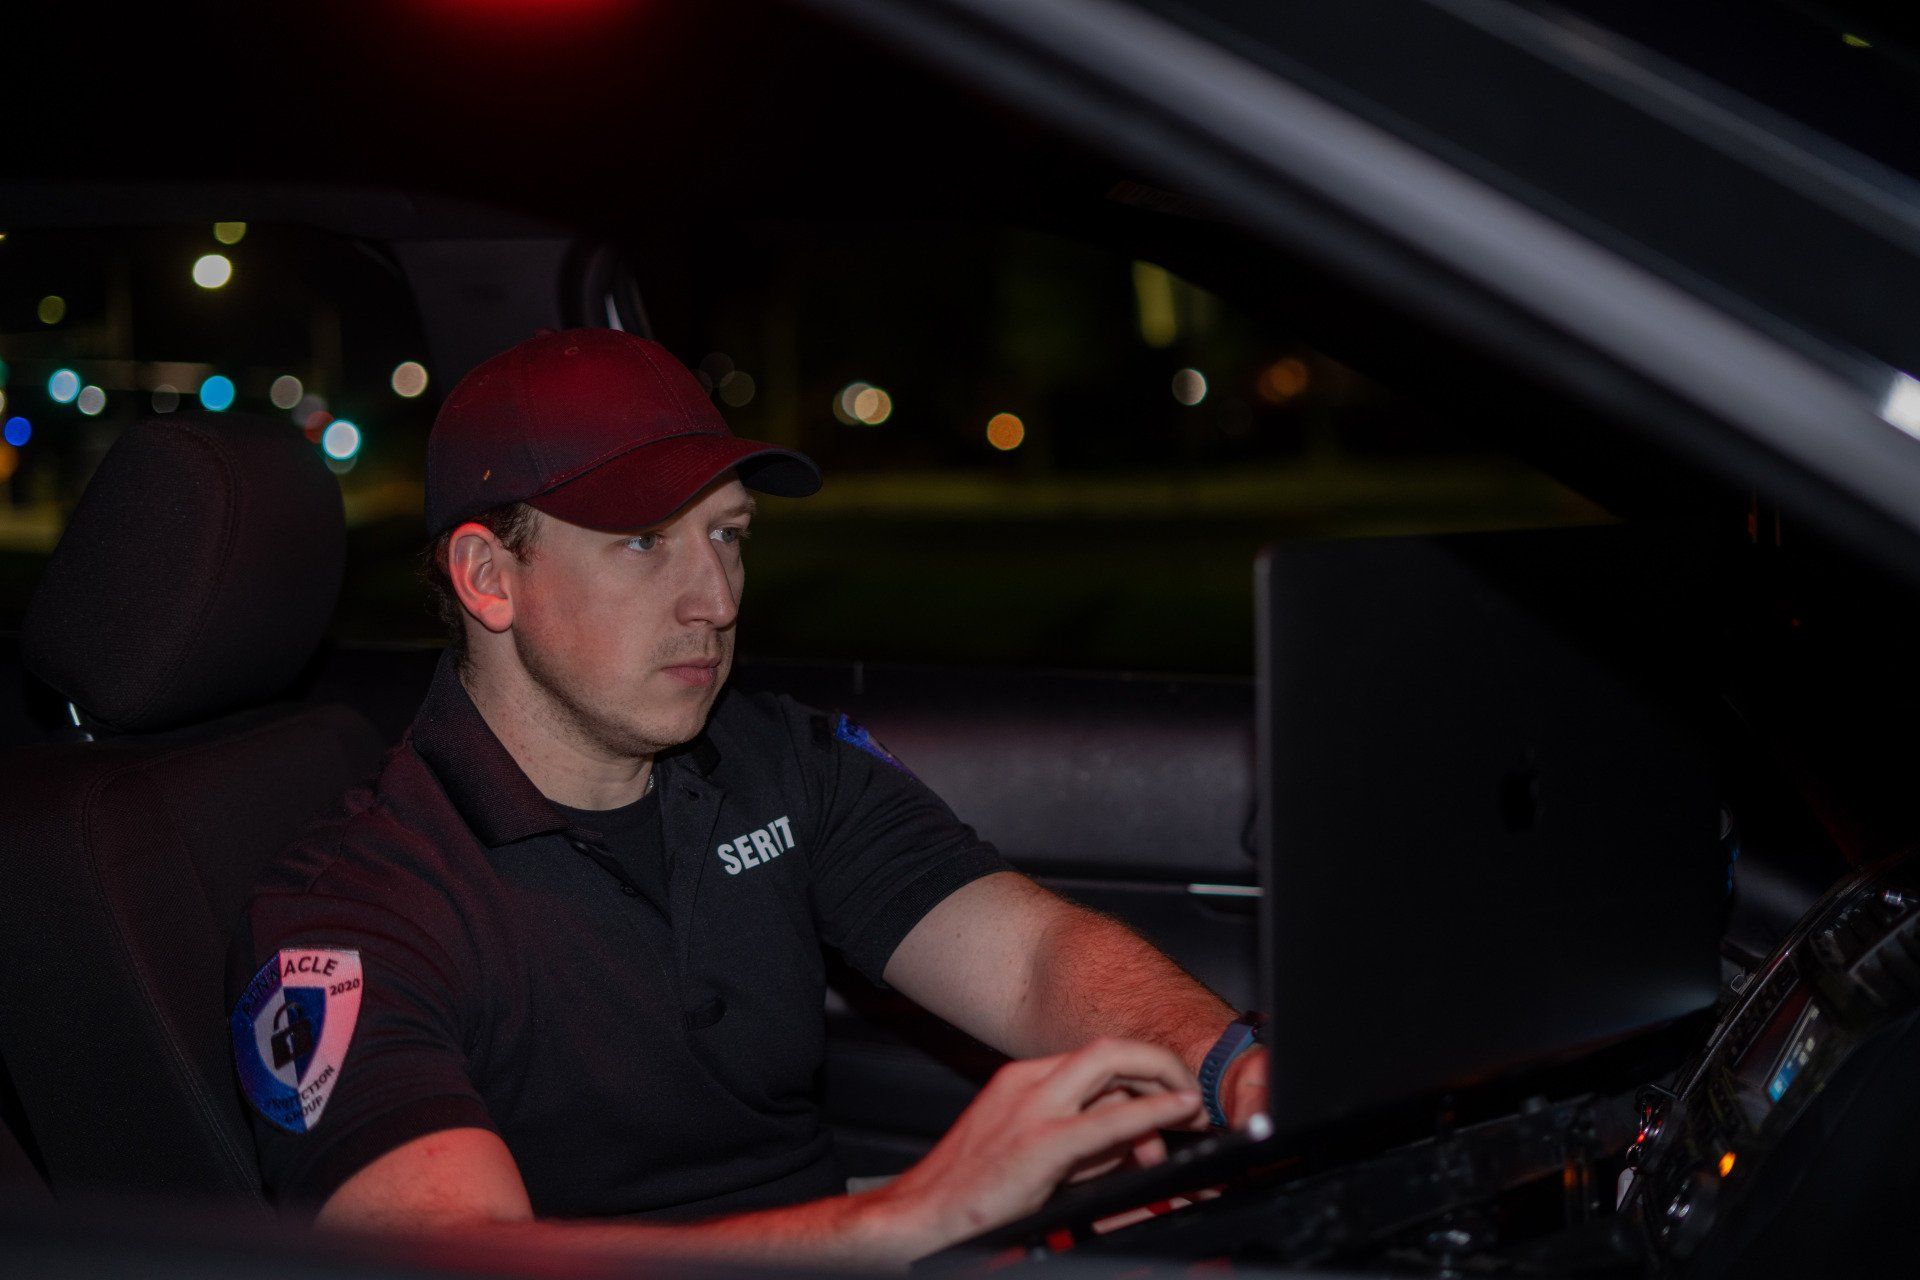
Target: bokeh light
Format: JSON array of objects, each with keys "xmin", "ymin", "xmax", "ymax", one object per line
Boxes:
[
  {"xmin": 3, "ymin": 416, "xmax": 29, "ymax": 447},
  {"xmin": 1132, "ymin": 262, "xmax": 1178, "ymax": 348},
  {"xmin": 76, "ymin": 386, "xmax": 105, "ymax": 416},
  {"xmin": 390, "ymin": 361, "xmax": 429, "ymax": 398},
  {"xmin": 0, "ymin": 389, "xmax": 7, "ymax": 415},
  {"xmin": 270, "ymin": 375, "xmax": 304, "ymax": 410},
  {"xmin": 718, "ymin": 371, "xmax": 756, "ymax": 408},
  {"xmin": 321, "ymin": 419, "xmax": 362, "ymax": 461},
  {"xmin": 293, "ymin": 392, "xmax": 327, "ymax": 423},
  {"xmin": 48, "ymin": 369, "xmax": 80, "ymax": 404},
  {"xmin": 0, "ymin": 443, "xmax": 16, "ymax": 483},
  {"xmin": 1257, "ymin": 357, "xmax": 1310, "ymax": 404},
  {"xmin": 193, "ymin": 254, "xmax": 233, "ymax": 289},
  {"xmin": 1171, "ymin": 368, "xmax": 1208, "ymax": 406},
  {"xmin": 987, "ymin": 412, "xmax": 1026, "ymax": 452},
  {"xmin": 852, "ymin": 385, "xmax": 892, "ymax": 425},
  {"xmin": 213, "ymin": 221, "xmax": 248, "ymax": 244},
  {"xmin": 837, "ymin": 381, "xmax": 896, "ymax": 425},
  {"xmin": 697, "ymin": 353, "xmax": 735, "ymax": 391},
  {"xmin": 152, "ymin": 385, "xmax": 180, "ymax": 413},
  {"xmin": 834, "ymin": 382, "xmax": 870, "ymax": 425},
  {"xmin": 199, "ymin": 375, "xmax": 235, "ymax": 412},
  {"xmin": 37, "ymin": 295, "xmax": 66, "ymax": 325},
  {"xmin": 0, "ymin": 358, "xmax": 10, "ymax": 385}
]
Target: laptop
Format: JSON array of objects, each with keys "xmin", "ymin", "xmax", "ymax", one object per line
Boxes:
[{"xmin": 925, "ymin": 524, "xmax": 1725, "ymax": 1260}]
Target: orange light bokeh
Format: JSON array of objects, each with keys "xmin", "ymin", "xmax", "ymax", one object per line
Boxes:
[
  {"xmin": 1257, "ymin": 356, "xmax": 1311, "ymax": 404},
  {"xmin": 986, "ymin": 412, "xmax": 1025, "ymax": 452}
]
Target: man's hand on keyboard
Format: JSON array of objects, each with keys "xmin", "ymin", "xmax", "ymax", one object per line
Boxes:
[{"xmin": 869, "ymin": 1037, "xmax": 1210, "ymax": 1259}]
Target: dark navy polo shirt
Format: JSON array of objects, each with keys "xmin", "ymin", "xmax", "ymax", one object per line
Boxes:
[{"xmin": 228, "ymin": 651, "xmax": 1010, "ymax": 1219}]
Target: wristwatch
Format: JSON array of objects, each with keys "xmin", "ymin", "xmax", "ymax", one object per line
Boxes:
[{"xmin": 1197, "ymin": 1011, "xmax": 1264, "ymax": 1129}]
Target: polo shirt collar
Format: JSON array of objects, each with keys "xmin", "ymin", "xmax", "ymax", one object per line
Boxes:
[{"xmin": 409, "ymin": 649, "xmax": 723, "ymax": 848}]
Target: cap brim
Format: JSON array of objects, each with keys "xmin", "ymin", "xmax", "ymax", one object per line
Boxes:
[{"xmin": 525, "ymin": 433, "xmax": 821, "ymax": 532}]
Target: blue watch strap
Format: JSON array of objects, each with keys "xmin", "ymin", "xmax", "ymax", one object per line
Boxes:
[{"xmin": 1197, "ymin": 1013, "xmax": 1263, "ymax": 1129}]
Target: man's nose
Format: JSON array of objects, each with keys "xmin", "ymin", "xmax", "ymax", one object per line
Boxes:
[{"xmin": 677, "ymin": 538, "xmax": 740, "ymax": 629}]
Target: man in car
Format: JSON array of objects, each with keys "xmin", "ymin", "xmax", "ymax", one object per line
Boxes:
[{"xmin": 228, "ymin": 327, "xmax": 1268, "ymax": 1268}]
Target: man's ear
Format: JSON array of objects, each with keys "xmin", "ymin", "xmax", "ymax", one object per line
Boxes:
[{"xmin": 446, "ymin": 522, "xmax": 518, "ymax": 635}]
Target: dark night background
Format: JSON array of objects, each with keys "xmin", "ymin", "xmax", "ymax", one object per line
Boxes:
[{"xmin": 10, "ymin": 0, "xmax": 1910, "ymax": 674}]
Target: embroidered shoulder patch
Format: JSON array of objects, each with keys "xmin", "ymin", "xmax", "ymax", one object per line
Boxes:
[
  {"xmin": 230, "ymin": 948, "xmax": 362, "ymax": 1134},
  {"xmin": 833, "ymin": 713, "xmax": 916, "ymax": 778}
]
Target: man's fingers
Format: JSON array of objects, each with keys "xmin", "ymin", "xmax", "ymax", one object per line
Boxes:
[
  {"xmin": 1051, "ymin": 1088, "xmax": 1203, "ymax": 1168},
  {"xmin": 1043, "ymin": 1039, "xmax": 1198, "ymax": 1107},
  {"xmin": 1130, "ymin": 1130, "xmax": 1170, "ymax": 1168},
  {"xmin": 1063, "ymin": 1121, "xmax": 1172, "ymax": 1185}
]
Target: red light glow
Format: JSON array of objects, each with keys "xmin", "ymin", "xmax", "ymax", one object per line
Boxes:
[{"xmin": 418, "ymin": 0, "xmax": 632, "ymax": 18}]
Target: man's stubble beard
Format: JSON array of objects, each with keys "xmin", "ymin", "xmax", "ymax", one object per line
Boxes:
[{"xmin": 512, "ymin": 625, "xmax": 729, "ymax": 762}]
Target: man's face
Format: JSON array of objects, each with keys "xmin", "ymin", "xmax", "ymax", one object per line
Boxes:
[{"xmin": 507, "ymin": 474, "xmax": 754, "ymax": 758}]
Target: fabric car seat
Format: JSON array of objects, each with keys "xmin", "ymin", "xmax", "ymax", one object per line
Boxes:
[{"xmin": 0, "ymin": 412, "xmax": 387, "ymax": 1202}]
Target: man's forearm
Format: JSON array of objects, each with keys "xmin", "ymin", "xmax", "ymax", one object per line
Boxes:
[
  {"xmin": 1013, "ymin": 902, "xmax": 1236, "ymax": 1074},
  {"xmin": 320, "ymin": 1037, "xmax": 1214, "ymax": 1272},
  {"xmin": 433, "ymin": 1184, "xmax": 934, "ymax": 1273}
]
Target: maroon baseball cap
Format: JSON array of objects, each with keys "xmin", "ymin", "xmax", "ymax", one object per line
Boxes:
[{"xmin": 425, "ymin": 328, "xmax": 821, "ymax": 536}]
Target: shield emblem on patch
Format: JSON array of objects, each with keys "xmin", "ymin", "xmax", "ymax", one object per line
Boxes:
[{"xmin": 230, "ymin": 948, "xmax": 362, "ymax": 1134}]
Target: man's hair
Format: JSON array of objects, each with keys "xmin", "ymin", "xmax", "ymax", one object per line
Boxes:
[{"xmin": 422, "ymin": 502, "xmax": 541, "ymax": 666}]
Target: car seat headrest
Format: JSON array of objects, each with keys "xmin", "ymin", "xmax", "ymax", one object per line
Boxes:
[{"xmin": 21, "ymin": 412, "xmax": 347, "ymax": 734}]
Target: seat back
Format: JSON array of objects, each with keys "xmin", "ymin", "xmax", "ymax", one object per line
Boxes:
[{"xmin": 0, "ymin": 413, "xmax": 387, "ymax": 1202}]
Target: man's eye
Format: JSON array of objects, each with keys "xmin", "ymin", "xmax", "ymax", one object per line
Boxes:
[
  {"xmin": 712, "ymin": 526, "xmax": 750, "ymax": 546},
  {"xmin": 624, "ymin": 534, "xmax": 661, "ymax": 553}
]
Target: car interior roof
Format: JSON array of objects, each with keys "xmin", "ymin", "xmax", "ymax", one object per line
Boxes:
[{"xmin": 11, "ymin": 2, "xmax": 1112, "ymax": 225}]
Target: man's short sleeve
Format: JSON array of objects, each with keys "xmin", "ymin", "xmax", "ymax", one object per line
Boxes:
[
  {"xmin": 227, "ymin": 888, "xmax": 495, "ymax": 1209},
  {"xmin": 796, "ymin": 708, "xmax": 1014, "ymax": 984}
]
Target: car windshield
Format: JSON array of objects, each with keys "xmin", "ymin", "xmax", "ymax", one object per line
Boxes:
[
  {"xmin": 0, "ymin": 218, "xmax": 1602, "ymax": 676},
  {"xmin": 1136, "ymin": 0, "xmax": 1920, "ymax": 389}
]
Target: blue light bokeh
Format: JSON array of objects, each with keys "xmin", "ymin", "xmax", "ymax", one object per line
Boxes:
[{"xmin": 199, "ymin": 375, "xmax": 236, "ymax": 412}]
